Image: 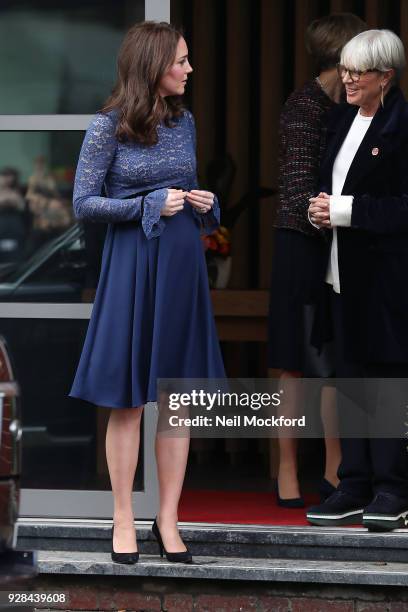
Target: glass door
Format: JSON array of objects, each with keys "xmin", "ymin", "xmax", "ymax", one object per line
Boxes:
[{"xmin": 0, "ymin": 0, "xmax": 170, "ymax": 519}]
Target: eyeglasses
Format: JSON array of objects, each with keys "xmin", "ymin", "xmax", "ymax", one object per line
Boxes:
[{"xmin": 337, "ymin": 64, "xmax": 378, "ymax": 83}]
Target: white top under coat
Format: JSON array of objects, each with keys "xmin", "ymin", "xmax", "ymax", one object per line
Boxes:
[{"xmin": 326, "ymin": 110, "xmax": 373, "ymax": 293}]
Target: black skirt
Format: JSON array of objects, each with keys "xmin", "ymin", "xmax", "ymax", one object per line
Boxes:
[{"xmin": 268, "ymin": 228, "xmax": 333, "ymax": 376}]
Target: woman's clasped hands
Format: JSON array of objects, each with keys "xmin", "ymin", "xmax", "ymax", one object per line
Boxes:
[
  {"xmin": 160, "ymin": 188, "xmax": 215, "ymax": 216},
  {"xmin": 308, "ymin": 192, "xmax": 332, "ymax": 228},
  {"xmin": 186, "ymin": 189, "xmax": 215, "ymax": 214}
]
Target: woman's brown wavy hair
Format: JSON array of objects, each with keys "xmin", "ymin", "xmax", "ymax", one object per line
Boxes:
[{"xmin": 101, "ymin": 21, "xmax": 185, "ymax": 145}]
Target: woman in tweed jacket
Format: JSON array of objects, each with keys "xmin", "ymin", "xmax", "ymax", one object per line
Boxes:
[{"xmin": 269, "ymin": 13, "xmax": 365, "ymax": 508}]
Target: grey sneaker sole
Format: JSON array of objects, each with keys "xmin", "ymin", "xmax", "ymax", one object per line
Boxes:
[
  {"xmin": 363, "ymin": 510, "xmax": 408, "ymax": 532},
  {"xmin": 306, "ymin": 508, "xmax": 364, "ymax": 527}
]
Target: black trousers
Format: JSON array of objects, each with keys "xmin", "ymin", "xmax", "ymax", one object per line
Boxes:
[{"xmin": 331, "ymin": 290, "xmax": 408, "ymax": 500}]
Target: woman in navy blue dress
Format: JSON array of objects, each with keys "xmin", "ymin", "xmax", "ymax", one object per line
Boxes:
[{"xmin": 70, "ymin": 21, "xmax": 225, "ymax": 563}]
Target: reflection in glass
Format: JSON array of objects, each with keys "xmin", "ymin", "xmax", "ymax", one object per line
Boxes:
[
  {"xmin": 0, "ymin": 1, "xmax": 145, "ymax": 114},
  {"xmin": 0, "ymin": 129, "xmax": 144, "ymax": 491},
  {"xmin": 0, "ymin": 131, "xmax": 105, "ymax": 302},
  {"xmin": 1, "ymin": 317, "xmax": 144, "ymax": 491},
  {"xmin": 0, "ymin": 132, "xmax": 78, "ymax": 259}
]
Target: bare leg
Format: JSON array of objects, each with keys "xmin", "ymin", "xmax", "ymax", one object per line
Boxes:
[
  {"xmin": 155, "ymin": 433, "xmax": 190, "ymax": 552},
  {"xmin": 277, "ymin": 370, "xmax": 302, "ymax": 499},
  {"xmin": 278, "ymin": 438, "xmax": 300, "ymax": 499},
  {"xmin": 106, "ymin": 406, "xmax": 143, "ymax": 552},
  {"xmin": 320, "ymin": 386, "xmax": 341, "ymax": 486}
]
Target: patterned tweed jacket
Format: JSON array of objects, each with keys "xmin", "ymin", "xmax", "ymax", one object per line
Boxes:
[{"xmin": 274, "ymin": 79, "xmax": 334, "ymax": 236}]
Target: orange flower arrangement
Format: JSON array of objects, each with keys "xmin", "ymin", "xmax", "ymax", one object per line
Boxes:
[{"xmin": 202, "ymin": 226, "xmax": 231, "ymax": 258}]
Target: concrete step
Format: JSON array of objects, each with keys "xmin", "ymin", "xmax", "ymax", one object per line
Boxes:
[
  {"xmin": 36, "ymin": 549, "xmax": 408, "ymax": 586},
  {"xmin": 18, "ymin": 519, "xmax": 408, "ymax": 563}
]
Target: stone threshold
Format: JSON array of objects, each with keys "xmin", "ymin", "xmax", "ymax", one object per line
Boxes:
[
  {"xmin": 18, "ymin": 519, "xmax": 408, "ymax": 563},
  {"xmin": 37, "ymin": 550, "xmax": 408, "ymax": 586}
]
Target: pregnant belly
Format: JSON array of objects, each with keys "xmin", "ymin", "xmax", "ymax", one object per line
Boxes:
[
  {"xmin": 155, "ymin": 208, "xmax": 207, "ymax": 285},
  {"xmin": 161, "ymin": 207, "xmax": 203, "ymax": 252}
]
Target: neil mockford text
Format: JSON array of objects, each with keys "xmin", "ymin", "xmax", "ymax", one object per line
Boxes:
[
  {"xmin": 167, "ymin": 414, "xmax": 306, "ymax": 428},
  {"xmin": 165, "ymin": 389, "xmax": 306, "ymax": 429}
]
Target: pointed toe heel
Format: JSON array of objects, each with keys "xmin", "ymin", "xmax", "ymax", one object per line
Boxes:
[
  {"xmin": 111, "ymin": 525, "xmax": 139, "ymax": 565},
  {"xmin": 274, "ymin": 479, "xmax": 306, "ymax": 510},
  {"xmin": 151, "ymin": 518, "xmax": 193, "ymax": 564},
  {"xmin": 277, "ymin": 493, "xmax": 305, "ymax": 509},
  {"xmin": 275, "ymin": 482, "xmax": 305, "ymax": 509}
]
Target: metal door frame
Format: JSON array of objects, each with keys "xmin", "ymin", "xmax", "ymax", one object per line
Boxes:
[{"xmin": 0, "ymin": 0, "xmax": 170, "ymax": 519}]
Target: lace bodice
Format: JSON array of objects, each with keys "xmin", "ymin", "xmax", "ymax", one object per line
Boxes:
[{"xmin": 73, "ymin": 110, "xmax": 219, "ymax": 238}]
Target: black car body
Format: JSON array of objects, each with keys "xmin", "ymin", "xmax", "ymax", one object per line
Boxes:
[{"xmin": 0, "ymin": 336, "xmax": 36, "ymax": 585}]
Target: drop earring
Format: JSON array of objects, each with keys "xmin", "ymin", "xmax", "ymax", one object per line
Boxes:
[{"xmin": 380, "ymin": 83, "xmax": 385, "ymax": 108}]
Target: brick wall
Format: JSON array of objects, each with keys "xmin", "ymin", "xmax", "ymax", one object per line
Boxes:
[{"xmin": 24, "ymin": 575, "xmax": 408, "ymax": 611}]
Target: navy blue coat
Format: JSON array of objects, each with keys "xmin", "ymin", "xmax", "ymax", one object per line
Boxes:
[{"xmin": 316, "ymin": 86, "xmax": 408, "ymax": 364}]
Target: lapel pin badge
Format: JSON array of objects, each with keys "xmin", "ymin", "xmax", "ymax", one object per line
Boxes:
[{"xmin": 372, "ymin": 147, "xmax": 379, "ymax": 156}]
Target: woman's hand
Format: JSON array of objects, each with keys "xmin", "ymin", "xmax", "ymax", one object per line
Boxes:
[
  {"xmin": 308, "ymin": 192, "xmax": 331, "ymax": 228},
  {"xmin": 186, "ymin": 189, "xmax": 215, "ymax": 214},
  {"xmin": 161, "ymin": 189, "xmax": 187, "ymax": 217}
]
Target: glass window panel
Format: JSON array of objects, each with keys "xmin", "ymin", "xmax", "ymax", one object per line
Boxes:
[
  {"xmin": 0, "ymin": 131, "xmax": 104, "ymax": 302},
  {"xmin": 0, "ymin": 0, "xmax": 144, "ymax": 114},
  {"xmin": 0, "ymin": 317, "xmax": 144, "ymax": 490}
]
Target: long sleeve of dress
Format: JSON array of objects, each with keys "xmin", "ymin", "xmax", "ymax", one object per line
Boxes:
[
  {"xmin": 73, "ymin": 113, "xmax": 167, "ymax": 238},
  {"xmin": 185, "ymin": 112, "xmax": 220, "ymax": 234}
]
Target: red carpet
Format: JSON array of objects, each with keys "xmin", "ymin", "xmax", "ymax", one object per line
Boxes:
[{"xmin": 179, "ymin": 489, "xmax": 320, "ymax": 525}]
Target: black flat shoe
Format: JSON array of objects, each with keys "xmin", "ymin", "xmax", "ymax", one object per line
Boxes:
[
  {"xmin": 306, "ymin": 490, "xmax": 370, "ymax": 527},
  {"xmin": 152, "ymin": 518, "xmax": 192, "ymax": 563},
  {"xmin": 363, "ymin": 492, "xmax": 408, "ymax": 531},
  {"xmin": 319, "ymin": 478, "xmax": 337, "ymax": 503},
  {"xmin": 111, "ymin": 524, "xmax": 139, "ymax": 564}
]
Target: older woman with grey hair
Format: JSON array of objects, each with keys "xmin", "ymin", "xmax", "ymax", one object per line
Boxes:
[{"xmin": 307, "ymin": 29, "xmax": 408, "ymax": 531}]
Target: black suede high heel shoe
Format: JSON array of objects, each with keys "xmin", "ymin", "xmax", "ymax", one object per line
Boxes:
[
  {"xmin": 151, "ymin": 518, "xmax": 192, "ymax": 564},
  {"xmin": 275, "ymin": 481, "xmax": 305, "ymax": 509},
  {"xmin": 277, "ymin": 489, "xmax": 305, "ymax": 509},
  {"xmin": 111, "ymin": 525, "xmax": 139, "ymax": 564}
]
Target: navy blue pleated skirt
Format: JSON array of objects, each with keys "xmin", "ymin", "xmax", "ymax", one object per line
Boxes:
[{"xmin": 70, "ymin": 208, "xmax": 225, "ymax": 408}]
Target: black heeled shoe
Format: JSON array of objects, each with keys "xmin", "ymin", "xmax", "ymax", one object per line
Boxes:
[
  {"xmin": 111, "ymin": 525, "xmax": 139, "ymax": 564},
  {"xmin": 275, "ymin": 481, "xmax": 305, "ymax": 509},
  {"xmin": 277, "ymin": 491, "xmax": 305, "ymax": 509},
  {"xmin": 151, "ymin": 518, "xmax": 192, "ymax": 563}
]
